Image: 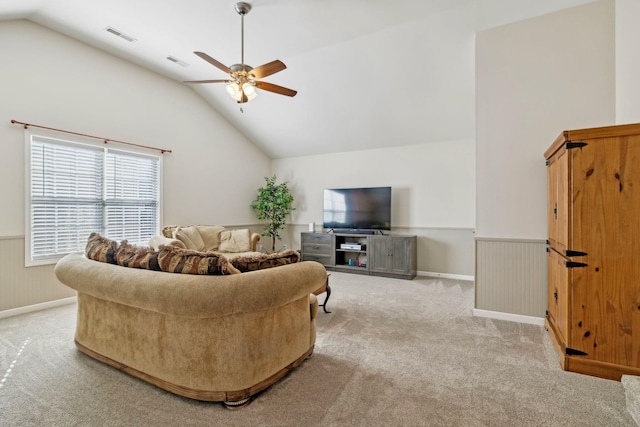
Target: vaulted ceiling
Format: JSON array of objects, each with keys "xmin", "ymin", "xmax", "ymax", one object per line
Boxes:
[{"xmin": 0, "ymin": 0, "xmax": 593, "ymax": 158}]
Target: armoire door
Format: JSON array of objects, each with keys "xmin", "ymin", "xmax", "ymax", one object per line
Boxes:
[
  {"xmin": 547, "ymin": 148, "xmax": 569, "ymax": 255},
  {"xmin": 547, "ymin": 248, "xmax": 570, "ymax": 346}
]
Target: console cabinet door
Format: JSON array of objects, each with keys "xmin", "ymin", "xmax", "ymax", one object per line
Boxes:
[
  {"xmin": 369, "ymin": 236, "xmax": 416, "ymax": 278},
  {"xmin": 389, "ymin": 237, "xmax": 413, "ymax": 275},
  {"xmin": 369, "ymin": 236, "xmax": 389, "ymax": 274}
]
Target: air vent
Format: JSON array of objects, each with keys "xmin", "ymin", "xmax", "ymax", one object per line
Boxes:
[
  {"xmin": 166, "ymin": 56, "xmax": 190, "ymax": 67},
  {"xmin": 105, "ymin": 27, "xmax": 137, "ymax": 42}
]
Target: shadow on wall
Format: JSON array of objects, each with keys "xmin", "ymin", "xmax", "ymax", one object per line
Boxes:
[
  {"xmin": 418, "ymin": 236, "xmax": 448, "ymax": 272},
  {"xmin": 392, "ymin": 187, "xmax": 410, "ymax": 226},
  {"xmin": 413, "ymin": 231, "xmax": 475, "ymax": 277}
]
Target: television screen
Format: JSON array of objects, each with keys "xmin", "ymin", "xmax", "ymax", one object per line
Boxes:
[{"xmin": 323, "ymin": 187, "xmax": 391, "ymax": 231}]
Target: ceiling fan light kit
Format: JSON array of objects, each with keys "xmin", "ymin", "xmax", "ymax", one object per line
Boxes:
[{"xmin": 185, "ymin": 2, "xmax": 297, "ymax": 106}]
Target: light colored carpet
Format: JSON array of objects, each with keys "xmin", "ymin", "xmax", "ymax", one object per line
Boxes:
[
  {"xmin": 623, "ymin": 376, "xmax": 640, "ymax": 426},
  {"xmin": 0, "ymin": 272, "xmax": 635, "ymax": 426}
]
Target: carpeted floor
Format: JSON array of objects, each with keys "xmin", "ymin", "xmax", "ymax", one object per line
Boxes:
[{"xmin": 0, "ymin": 273, "xmax": 635, "ymax": 426}]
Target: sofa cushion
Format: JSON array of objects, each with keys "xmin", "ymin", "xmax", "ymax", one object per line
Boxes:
[
  {"xmin": 222, "ymin": 249, "xmax": 300, "ymax": 273},
  {"xmin": 173, "ymin": 226, "xmax": 206, "ymax": 251},
  {"xmin": 157, "ymin": 245, "xmax": 240, "ymax": 275},
  {"xmin": 196, "ymin": 225, "xmax": 226, "ymax": 251},
  {"xmin": 218, "ymin": 229, "xmax": 252, "ymax": 253},
  {"xmin": 85, "ymin": 233, "xmax": 118, "ymax": 264},
  {"xmin": 149, "ymin": 235, "xmax": 186, "ymax": 250},
  {"xmin": 115, "ymin": 241, "xmax": 161, "ymax": 271},
  {"xmin": 161, "ymin": 225, "xmax": 177, "ymax": 238}
]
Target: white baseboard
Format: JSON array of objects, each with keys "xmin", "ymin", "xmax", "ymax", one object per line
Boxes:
[
  {"xmin": 0, "ymin": 296, "xmax": 76, "ymax": 320},
  {"xmin": 417, "ymin": 271, "xmax": 475, "ymax": 281},
  {"xmin": 472, "ymin": 308, "xmax": 545, "ymax": 326}
]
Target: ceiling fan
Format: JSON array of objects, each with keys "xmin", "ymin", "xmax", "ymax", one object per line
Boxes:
[{"xmin": 185, "ymin": 2, "xmax": 297, "ymax": 104}]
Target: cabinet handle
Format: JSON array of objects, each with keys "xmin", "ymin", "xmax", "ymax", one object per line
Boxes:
[
  {"xmin": 554, "ymin": 202, "xmax": 557, "ymax": 219},
  {"xmin": 554, "ymin": 290, "xmax": 558, "ymax": 302}
]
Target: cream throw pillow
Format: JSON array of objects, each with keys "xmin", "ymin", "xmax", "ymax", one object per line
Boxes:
[
  {"xmin": 173, "ymin": 226, "xmax": 205, "ymax": 251},
  {"xmin": 218, "ymin": 229, "xmax": 252, "ymax": 253},
  {"xmin": 196, "ymin": 225, "xmax": 226, "ymax": 251}
]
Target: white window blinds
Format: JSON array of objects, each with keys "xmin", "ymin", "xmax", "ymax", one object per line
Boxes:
[
  {"xmin": 105, "ymin": 150, "xmax": 159, "ymax": 244},
  {"xmin": 27, "ymin": 134, "xmax": 160, "ymax": 265}
]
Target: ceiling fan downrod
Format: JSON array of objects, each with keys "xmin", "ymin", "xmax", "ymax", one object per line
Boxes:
[{"xmin": 235, "ymin": 2, "xmax": 251, "ymax": 66}]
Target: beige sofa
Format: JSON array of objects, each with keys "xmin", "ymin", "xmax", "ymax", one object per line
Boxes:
[
  {"xmin": 54, "ymin": 249, "xmax": 327, "ymax": 408},
  {"xmin": 149, "ymin": 225, "xmax": 261, "ymax": 256}
]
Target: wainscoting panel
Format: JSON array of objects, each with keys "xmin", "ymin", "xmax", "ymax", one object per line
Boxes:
[
  {"xmin": 475, "ymin": 238, "xmax": 547, "ymax": 318},
  {"xmin": 0, "ymin": 236, "xmax": 75, "ymax": 313}
]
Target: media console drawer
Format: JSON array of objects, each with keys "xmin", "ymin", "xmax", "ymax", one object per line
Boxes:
[
  {"xmin": 301, "ymin": 232, "xmax": 333, "ymax": 266},
  {"xmin": 302, "ymin": 233, "xmax": 331, "ymax": 245},
  {"xmin": 301, "ymin": 254, "xmax": 332, "ymax": 265},
  {"xmin": 302, "ymin": 243, "xmax": 331, "ymax": 255}
]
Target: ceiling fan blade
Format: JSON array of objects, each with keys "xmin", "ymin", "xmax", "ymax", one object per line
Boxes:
[
  {"xmin": 250, "ymin": 60, "xmax": 287, "ymax": 79},
  {"xmin": 194, "ymin": 51, "xmax": 232, "ymax": 74},
  {"xmin": 255, "ymin": 81, "xmax": 297, "ymax": 97},
  {"xmin": 184, "ymin": 79, "xmax": 229, "ymax": 84}
]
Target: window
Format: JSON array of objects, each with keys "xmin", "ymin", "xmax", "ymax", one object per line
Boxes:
[{"xmin": 26, "ymin": 132, "xmax": 161, "ymax": 266}]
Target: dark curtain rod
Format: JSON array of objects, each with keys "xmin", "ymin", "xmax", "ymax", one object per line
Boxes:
[{"xmin": 10, "ymin": 119, "xmax": 172, "ymax": 154}]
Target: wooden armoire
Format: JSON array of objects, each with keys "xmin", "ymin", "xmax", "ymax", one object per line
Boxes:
[{"xmin": 545, "ymin": 123, "xmax": 640, "ymax": 381}]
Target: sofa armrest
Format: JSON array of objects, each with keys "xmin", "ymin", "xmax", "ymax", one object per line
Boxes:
[
  {"xmin": 251, "ymin": 233, "xmax": 261, "ymax": 251},
  {"xmin": 309, "ymin": 293, "xmax": 319, "ymax": 321},
  {"xmin": 149, "ymin": 235, "xmax": 187, "ymax": 250}
]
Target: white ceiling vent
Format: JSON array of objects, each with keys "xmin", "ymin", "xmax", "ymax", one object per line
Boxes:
[
  {"xmin": 105, "ymin": 27, "xmax": 136, "ymax": 42},
  {"xmin": 166, "ymin": 56, "xmax": 190, "ymax": 67}
]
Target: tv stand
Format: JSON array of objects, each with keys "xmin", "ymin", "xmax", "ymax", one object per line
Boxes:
[{"xmin": 301, "ymin": 232, "xmax": 416, "ymax": 279}]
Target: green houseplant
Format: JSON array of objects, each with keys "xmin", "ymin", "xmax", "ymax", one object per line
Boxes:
[{"xmin": 251, "ymin": 175, "xmax": 295, "ymax": 252}]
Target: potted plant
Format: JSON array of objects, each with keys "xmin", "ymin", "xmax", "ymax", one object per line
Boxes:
[{"xmin": 250, "ymin": 175, "xmax": 295, "ymax": 252}]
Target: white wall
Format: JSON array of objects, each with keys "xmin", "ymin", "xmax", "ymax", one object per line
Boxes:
[
  {"xmin": 475, "ymin": 0, "xmax": 597, "ymax": 31},
  {"xmin": 475, "ymin": 0, "xmax": 615, "ymax": 318},
  {"xmin": 0, "ymin": 20, "xmax": 271, "ymax": 312},
  {"xmin": 272, "ymin": 139, "xmax": 476, "ymax": 275},
  {"xmin": 615, "ymin": 0, "xmax": 640, "ymax": 124},
  {"xmin": 476, "ymin": 0, "xmax": 615, "ymax": 240},
  {"xmin": 274, "ymin": 140, "xmax": 474, "ymax": 227}
]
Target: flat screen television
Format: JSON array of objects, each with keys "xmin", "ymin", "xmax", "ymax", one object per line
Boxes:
[{"xmin": 323, "ymin": 186, "xmax": 391, "ymax": 232}]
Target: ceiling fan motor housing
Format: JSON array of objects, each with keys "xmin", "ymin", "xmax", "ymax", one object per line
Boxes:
[{"xmin": 230, "ymin": 64, "xmax": 253, "ymax": 73}]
